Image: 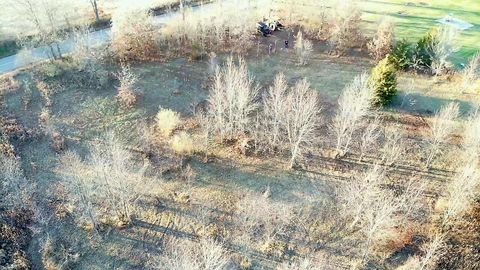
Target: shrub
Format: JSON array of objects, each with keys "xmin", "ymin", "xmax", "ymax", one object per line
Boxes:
[
  {"xmin": 111, "ymin": 7, "xmax": 159, "ymax": 61},
  {"xmin": 170, "ymin": 132, "xmax": 195, "ymax": 155},
  {"xmin": 0, "ymin": 152, "xmax": 31, "ymax": 210},
  {"xmin": 157, "ymin": 238, "xmax": 231, "ymax": 270},
  {"xmin": 368, "ymin": 18, "xmax": 395, "ymax": 61},
  {"xmin": 389, "ymin": 39, "xmax": 414, "ymax": 70},
  {"xmin": 425, "ymin": 102, "xmax": 459, "ymax": 167},
  {"xmin": 294, "ymin": 31, "xmax": 313, "ymax": 65},
  {"xmin": 369, "ymin": 57, "xmax": 397, "ymax": 106},
  {"xmin": 156, "ymin": 108, "xmax": 180, "ymax": 136},
  {"xmin": 116, "ymin": 64, "xmax": 138, "ymax": 108},
  {"xmin": 117, "ymin": 87, "xmax": 137, "ymax": 108},
  {"xmin": 430, "ymin": 26, "xmax": 458, "ymax": 75},
  {"xmin": 461, "ymin": 52, "xmax": 480, "ymax": 92},
  {"xmin": 413, "ymin": 28, "xmax": 438, "ymax": 69}
]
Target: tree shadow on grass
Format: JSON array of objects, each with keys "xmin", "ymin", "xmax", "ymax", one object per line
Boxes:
[
  {"xmin": 391, "ymin": 91, "xmax": 474, "ymax": 115},
  {"xmin": 188, "ymin": 157, "xmax": 336, "ymax": 205}
]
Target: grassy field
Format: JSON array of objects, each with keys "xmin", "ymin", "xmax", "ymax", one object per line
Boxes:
[
  {"xmin": 360, "ymin": 0, "xmax": 480, "ymax": 63},
  {"xmin": 1, "ymin": 1, "xmax": 479, "ymax": 269},
  {"xmin": 1, "ymin": 36, "xmax": 476, "ymax": 268}
]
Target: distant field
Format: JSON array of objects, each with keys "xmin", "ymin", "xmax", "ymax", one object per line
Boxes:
[
  {"xmin": 360, "ymin": 0, "xmax": 480, "ymax": 64},
  {"xmin": 0, "ymin": 0, "xmax": 479, "ymax": 63}
]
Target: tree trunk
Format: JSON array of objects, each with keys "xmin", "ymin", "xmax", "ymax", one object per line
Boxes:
[{"xmin": 91, "ymin": 0, "xmax": 101, "ymax": 22}]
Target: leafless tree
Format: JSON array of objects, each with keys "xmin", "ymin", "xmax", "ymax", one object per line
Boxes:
[
  {"xmin": 340, "ymin": 164, "xmax": 423, "ymax": 262},
  {"xmin": 294, "ymin": 31, "xmax": 313, "ymax": 65},
  {"xmin": 71, "ymin": 23, "xmax": 107, "ymax": 84},
  {"xmin": 157, "ymin": 238, "xmax": 231, "ymax": 270},
  {"xmin": 380, "ymin": 124, "xmax": 405, "ymax": 166},
  {"xmin": 462, "ymin": 108, "xmax": 480, "ymax": 159},
  {"xmin": 283, "ymin": 79, "xmax": 321, "ymax": 168},
  {"xmin": 276, "ymin": 258, "xmax": 320, "ymax": 270},
  {"xmin": 60, "ymin": 151, "xmax": 100, "ymax": 232},
  {"xmin": 430, "ymin": 26, "xmax": 458, "ymax": 76},
  {"xmin": 0, "ymin": 153, "xmax": 32, "ymax": 210},
  {"xmin": 367, "ymin": 18, "xmax": 395, "ymax": 61},
  {"xmin": 328, "ymin": 0, "xmax": 363, "ymax": 53},
  {"xmin": 333, "ymin": 73, "xmax": 374, "ymax": 156},
  {"xmin": 89, "ymin": 0, "xmax": 101, "ymax": 22},
  {"xmin": 441, "ymin": 159, "xmax": 479, "ymax": 227},
  {"xmin": 162, "ymin": 0, "xmax": 264, "ymax": 53},
  {"xmin": 12, "ymin": 0, "xmax": 74, "ymax": 60},
  {"xmin": 207, "ymin": 56, "xmax": 259, "ymax": 140},
  {"xmin": 341, "ymin": 164, "xmax": 386, "ymax": 228},
  {"xmin": 461, "ymin": 52, "xmax": 480, "ymax": 92},
  {"xmin": 60, "ymin": 133, "xmax": 150, "ymax": 226},
  {"xmin": 417, "ymin": 234, "xmax": 445, "ymax": 270},
  {"xmin": 425, "ymin": 102, "xmax": 459, "ymax": 167},
  {"xmin": 397, "ymin": 234, "xmax": 445, "ymax": 270},
  {"xmin": 234, "ymin": 191, "xmax": 293, "ymax": 243},
  {"xmin": 359, "ymin": 115, "xmax": 382, "ymax": 161},
  {"xmin": 260, "ymin": 73, "xmax": 289, "ymax": 149}
]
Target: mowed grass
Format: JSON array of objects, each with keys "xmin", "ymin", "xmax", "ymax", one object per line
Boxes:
[{"xmin": 359, "ymin": 0, "xmax": 480, "ymax": 64}]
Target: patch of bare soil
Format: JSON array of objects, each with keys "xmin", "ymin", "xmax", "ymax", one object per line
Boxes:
[{"xmin": 438, "ymin": 199, "xmax": 480, "ymax": 269}]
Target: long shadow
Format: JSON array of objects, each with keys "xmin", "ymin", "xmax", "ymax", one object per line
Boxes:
[
  {"xmin": 391, "ymin": 91, "xmax": 475, "ymax": 115},
  {"xmin": 189, "ymin": 157, "xmax": 336, "ymax": 204}
]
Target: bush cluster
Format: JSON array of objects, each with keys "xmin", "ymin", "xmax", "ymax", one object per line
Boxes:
[{"xmin": 389, "ymin": 29, "xmax": 438, "ymax": 71}]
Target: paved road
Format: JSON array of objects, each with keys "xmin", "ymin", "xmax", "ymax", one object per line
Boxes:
[{"xmin": 0, "ymin": 4, "xmax": 201, "ymax": 74}]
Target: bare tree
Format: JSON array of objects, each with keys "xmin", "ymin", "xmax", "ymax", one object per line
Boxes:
[
  {"xmin": 397, "ymin": 234, "xmax": 445, "ymax": 270},
  {"xmin": 425, "ymin": 102, "xmax": 459, "ymax": 167},
  {"xmin": 367, "ymin": 18, "xmax": 395, "ymax": 61},
  {"xmin": 340, "ymin": 164, "xmax": 423, "ymax": 262},
  {"xmin": 60, "ymin": 151, "xmax": 100, "ymax": 232},
  {"xmin": 207, "ymin": 56, "xmax": 259, "ymax": 140},
  {"xmin": 276, "ymin": 258, "xmax": 320, "ymax": 270},
  {"xmin": 461, "ymin": 52, "xmax": 480, "ymax": 92},
  {"xmin": 157, "ymin": 238, "xmax": 231, "ymax": 270},
  {"xmin": 462, "ymin": 108, "xmax": 480, "ymax": 159},
  {"xmin": 0, "ymin": 153, "xmax": 32, "ymax": 210},
  {"xmin": 12, "ymin": 0, "xmax": 74, "ymax": 60},
  {"xmin": 234, "ymin": 191, "xmax": 293, "ymax": 244},
  {"xmin": 341, "ymin": 164, "xmax": 386, "ymax": 228},
  {"xmin": 328, "ymin": 0, "xmax": 363, "ymax": 53},
  {"xmin": 441, "ymin": 160, "xmax": 479, "ymax": 227},
  {"xmin": 359, "ymin": 115, "xmax": 382, "ymax": 161},
  {"xmin": 430, "ymin": 26, "xmax": 458, "ymax": 76},
  {"xmin": 261, "ymin": 73, "xmax": 289, "ymax": 150},
  {"xmin": 89, "ymin": 0, "xmax": 101, "ymax": 23},
  {"xmin": 294, "ymin": 31, "xmax": 313, "ymax": 65},
  {"xmin": 380, "ymin": 124, "xmax": 405, "ymax": 166},
  {"xmin": 60, "ymin": 133, "xmax": 150, "ymax": 226},
  {"xmin": 333, "ymin": 73, "xmax": 374, "ymax": 156},
  {"xmin": 161, "ymin": 0, "xmax": 264, "ymax": 53},
  {"xmin": 283, "ymin": 79, "xmax": 321, "ymax": 168}
]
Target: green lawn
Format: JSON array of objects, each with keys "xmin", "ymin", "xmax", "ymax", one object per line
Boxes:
[{"xmin": 360, "ymin": 0, "xmax": 480, "ymax": 64}]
